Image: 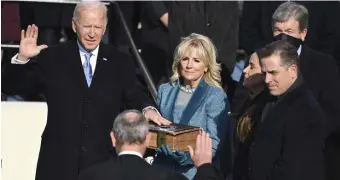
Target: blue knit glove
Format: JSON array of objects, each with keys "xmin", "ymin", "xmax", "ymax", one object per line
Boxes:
[
  {"xmin": 173, "ymin": 150, "xmax": 188, "ymax": 165},
  {"xmin": 156, "ymin": 145, "xmax": 192, "ymax": 166},
  {"xmin": 155, "ymin": 145, "xmax": 173, "ymax": 156}
]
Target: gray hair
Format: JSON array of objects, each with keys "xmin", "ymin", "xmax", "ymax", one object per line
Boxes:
[
  {"xmin": 112, "ymin": 110, "xmax": 149, "ymax": 146},
  {"xmin": 73, "ymin": 1, "xmax": 108, "ymax": 24},
  {"xmin": 272, "ymin": 2, "xmax": 309, "ymax": 32}
]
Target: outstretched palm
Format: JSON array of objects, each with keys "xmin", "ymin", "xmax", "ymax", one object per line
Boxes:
[
  {"xmin": 188, "ymin": 130, "xmax": 212, "ymax": 168},
  {"xmin": 18, "ymin": 24, "xmax": 48, "ymax": 61}
]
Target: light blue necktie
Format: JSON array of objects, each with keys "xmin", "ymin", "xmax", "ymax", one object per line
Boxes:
[{"xmin": 83, "ymin": 53, "xmax": 93, "ymax": 87}]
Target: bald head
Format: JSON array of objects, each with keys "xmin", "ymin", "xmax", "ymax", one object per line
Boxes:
[
  {"xmin": 124, "ymin": 112, "xmax": 141, "ymax": 122},
  {"xmin": 112, "ymin": 110, "xmax": 149, "ymax": 146}
]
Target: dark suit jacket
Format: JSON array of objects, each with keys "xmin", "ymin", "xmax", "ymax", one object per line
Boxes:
[
  {"xmin": 140, "ymin": 1, "xmax": 171, "ymax": 53},
  {"xmin": 138, "ymin": 2, "xmax": 173, "ymax": 84},
  {"xmin": 299, "ymin": 45, "xmax": 340, "ymax": 139},
  {"xmin": 108, "ymin": 2, "xmax": 141, "ymax": 53},
  {"xmin": 78, "ymin": 154, "xmax": 224, "ymax": 180},
  {"xmin": 1, "ymin": 40, "xmax": 153, "ymax": 180},
  {"xmin": 248, "ymin": 82, "xmax": 325, "ymax": 180},
  {"xmin": 168, "ymin": 1, "xmax": 239, "ymax": 74}
]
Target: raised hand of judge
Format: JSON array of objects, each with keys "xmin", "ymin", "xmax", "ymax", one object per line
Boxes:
[
  {"xmin": 18, "ymin": 24, "xmax": 48, "ymax": 61},
  {"xmin": 188, "ymin": 130, "xmax": 212, "ymax": 168}
]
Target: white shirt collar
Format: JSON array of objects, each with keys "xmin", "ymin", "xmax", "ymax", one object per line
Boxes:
[
  {"xmin": 77, "ymin": 41, "xmax": 99, "ymax": 57},
  {"xmin": 118, "ymin": 151, "xmax": 143, "ymax": 158},
  {"xmin": 297, "ymin": 45, "xmax": 302, "ymax": 56}
]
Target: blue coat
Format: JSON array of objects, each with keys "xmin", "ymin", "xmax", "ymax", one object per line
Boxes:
[{"xmin": 153, "ymin": 79, "xmax": 230, "ymax": 179}]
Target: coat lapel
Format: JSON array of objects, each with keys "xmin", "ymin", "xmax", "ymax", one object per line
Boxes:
[
  {"xmin": 89, "ymin": 44, "xmax": 109, "ymax": 89},
  {"xmin": 179, "ymin": 79, "xmax": 209, "ymax": 125},
  {"xmin": 298, "ymin": 45, "xmax": 310, "ymax": 76},
  {"xmin": 66, "ymin": 40, "xmax": 88, "ymax": 90},
  {"xmin": 162, "ymin": 83, "xmax": 180, "ymax": 121},
  {"xmin": 255, "ymin": 92, "xmax": 289, "ymax": 136},
  {"xmin": 66, "ymin": 41, "xmax": 110, "ymax": 90}
]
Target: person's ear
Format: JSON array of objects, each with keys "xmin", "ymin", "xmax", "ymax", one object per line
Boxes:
[
  {"xmin": 288, "ymin": 64, "xmax": 298, "ymax": 79},
  {"xmin": 110, "ymin": 131, "xmax": 116, "ymax": 147},
  {"xmin": 72, "ymin": 19, "xmax": 77, "ymax": 34},
  {"xmin": 103, "ymin": 24, "xmax": 107, "ymax": 36},
  {"xmin": 300, "ymin": 28, "xmax": 307, "ymax": 41}
]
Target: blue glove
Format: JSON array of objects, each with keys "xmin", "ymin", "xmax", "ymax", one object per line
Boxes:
[
  {"xmin": 156, "ymin": 145, "xmax": 190, "ymax": 165},
  {"xmin": 155, "ymin": 145, "xmax": 173, "ymax": 156},
  {"xmin": 173, "ymin": 150, "xmax": 188, "ymax": 165}
]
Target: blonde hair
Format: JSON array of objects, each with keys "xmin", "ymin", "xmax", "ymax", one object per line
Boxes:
[{"xmin": 170, "ymin": 33, "xmax": 222, "ymax": 89}]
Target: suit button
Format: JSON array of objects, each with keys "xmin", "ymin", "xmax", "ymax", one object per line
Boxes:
[
  {"xmin": 81, "ymin": 146, "xmax": 87, "ymax": 152},
  {"xmin": 84, "ymin": 98, "xmax": 90, "ymax": 103},
  {"xmin": 83, "ymin": 121, "xmax": 89, "ymax": 128},
  {"xmin": 206, "ymin": 21, "xmax": 212, "ymax": 27}
]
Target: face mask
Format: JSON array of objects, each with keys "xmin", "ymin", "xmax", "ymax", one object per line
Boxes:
[{"xmin": 273, "ymin": 33, "xmax": 303, "ymax": 49}]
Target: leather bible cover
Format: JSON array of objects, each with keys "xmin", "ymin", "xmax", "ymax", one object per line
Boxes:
[{"xmin": 148, "ymin": 123, "xmax": 200, "ymax": 152}]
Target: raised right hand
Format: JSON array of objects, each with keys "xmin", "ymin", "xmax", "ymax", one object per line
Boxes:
[
  {"xmin": 18, "ymin": 24, "xmax": 48, "ymax": 61},
  {"xmin": 188, "ymin": 130, "xmax": 212, "ymax": 168}
]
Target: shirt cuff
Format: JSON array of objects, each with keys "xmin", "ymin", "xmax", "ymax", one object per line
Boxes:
[
  {"xmin": 142, "ymin": 106, "xmax": 161, "ymax": 115},
  {"xmin": 11, "ymin": 53, "xmax": 30, "ymax": 64}
]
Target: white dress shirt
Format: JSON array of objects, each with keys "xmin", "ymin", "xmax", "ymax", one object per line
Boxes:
[
  {"xmin": 118, "ymin": 151, "xmax": 155, "ymax": 164},
  {"xmin": 118, "ymin": 151, "xmax": 143, "ymax": 159},
  {"xmin": 77, "ymin": 41, "xmax": 99, "ymax": 76},
  {"xmin": 297, "ymin": 45, "xmax": 302, "ymax": 56},
  {"xmin": 11, "ymin": 41, "xmax": 100, "ymax": 76}
]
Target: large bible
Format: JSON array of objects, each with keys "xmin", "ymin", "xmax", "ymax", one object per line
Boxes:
[{"xmin": 148, "ymin": 123, "xmax": 200, "ymax": 152}]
